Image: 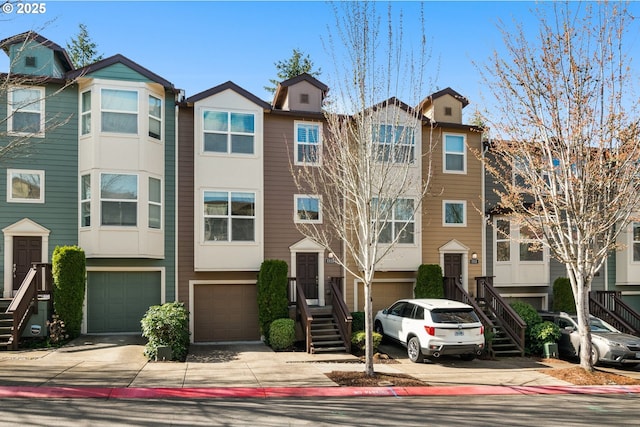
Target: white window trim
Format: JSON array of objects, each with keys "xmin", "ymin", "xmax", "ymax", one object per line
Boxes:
[
  {"xmin": 494, "ymin": 218, "xmax": 511, "ymax": 263},
  {"xmin": 148, "ymin": 176, "xmax": 162, "ymax": 230},
  {"xmin": 148, "ymin": 94, "xmax": 163, "ymax": 142},
  {"xmin": 7, "ymin": 85, "xmax": 45, "ymax": 138},
  {"xmin": 99, "ymin": 172, "xmax": 139, "ymax": 227},
  {"xmin": 202, "ymin": 109, "xmax": 255, "ymax": 155},
  {"xmin": 632, "ymin": 222, "xmax": 640, "ymax": 264},
  {"xmin": 294, "ymin": 121, "xmax": 322, "ymax": 166},
  {"xmin": 80, "ymin": 174, "xmax": 91, "ymax": 228},
  {"xmin": 294, "ymin": 194, "xmax": 322, "ymax": 224},
  {"xmin": 518, "ymin": 225, "xmax": 545, "ymax": 263},
  {"xmin": 100, "ymin": 88, "xmax": 139, "ymax": 135},
  {"xmin": 443, "ymin": 200, "xmax": 466, "ymax": 227},
  {"xmin": 374, "ymin": 197, "xmax": 417, "ymax": 245},
  {"xmin": 443, "ymin": 133, "xmax": 467, "ymax": 174},
  {"xmin": 80, "ymin": 89, "xmax": 91, "ymax": 136},
  {"xmin": 7, "ymin": 169, "xmax": 45, "ymax": 203},
  {"xmin": 373, "ymin": 123, "xmax": 416, "ymax": 164},
  {"xmin": 202, "ymin": 190, "xmax": 257, "ymax": 243}
]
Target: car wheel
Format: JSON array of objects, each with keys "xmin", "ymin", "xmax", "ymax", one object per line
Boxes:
[
  {"xmin": 374, "ymin": 321, "xmax": 385, "ymax": 342},
  {"xmin": 407, "ymin": 336, "xmax": 424, "ymax": 363},
  {"xmin": 459, "ymin": 354, "xmax": 475, "ymax": 361},
  {"xmin": 590, "ymin": 345, "xmax": 600, "ymax": 366}
]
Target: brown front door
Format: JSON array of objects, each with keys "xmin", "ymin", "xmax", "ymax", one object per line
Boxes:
[
  {"xmin": 444, "ymin": 253, "xmax": 462, "ymax": 281},
  {"xmin": 296, "ymin": 252, "xmax": 319, "ymax": 300},
  {"xmin": 13, "ymin": 236, "xmax": 41, "ymax": 291}
]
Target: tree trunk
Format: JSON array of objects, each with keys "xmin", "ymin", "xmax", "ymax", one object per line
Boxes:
[{"xmin": 364, "ymin": 280, "xmax": 374, "ymax": 376}]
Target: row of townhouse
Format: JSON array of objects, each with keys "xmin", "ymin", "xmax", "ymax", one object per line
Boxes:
[{"xmin": 2, "ymin": 32, "xmax": 639, "ymax": 343}]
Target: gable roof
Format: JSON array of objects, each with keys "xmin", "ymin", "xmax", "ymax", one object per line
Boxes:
[
  {"xmin": 0, "ymin": 31, "xmax": 74, "ymax": 72},
  {"xmin": 417, "ymin": 87, "xmax": 470, "ymax": 111},
  {"xmin": 66, "ymin": 54, "xmax": 175, "ymax": 90},
  {"xmin": 272, "ymin": 73, "xmax": 328, "ymax": 109},
  {"xmin": 186, "ymin": 81, "xmax": 271, "ymax": 109}
]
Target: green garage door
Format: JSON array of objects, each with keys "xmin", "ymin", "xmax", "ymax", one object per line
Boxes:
[{"xmin": 87, "ymin": 271, "xmax": 161, "ymax": 333}]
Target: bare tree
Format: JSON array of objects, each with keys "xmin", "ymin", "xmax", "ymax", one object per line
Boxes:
[
  {"xmin": 481, "ymin": 2, "xmax": 640, "ymax": 371},
  {"xmin": 293, "ymin": 1, "xmax": 432, "ymax": 376},
  {"xmin": 1, "ymin": 31, "xmax": 76, "ymax": 163}
]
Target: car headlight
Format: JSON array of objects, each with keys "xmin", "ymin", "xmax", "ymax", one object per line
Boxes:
[{"xmin": 601, "ymin": 339, "xmax": 626, "ymax": 349}]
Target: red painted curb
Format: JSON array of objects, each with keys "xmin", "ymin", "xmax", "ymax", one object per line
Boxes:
[{"xmin": 1, "ymin": 385, "xmax": 639, "ymax": 399}]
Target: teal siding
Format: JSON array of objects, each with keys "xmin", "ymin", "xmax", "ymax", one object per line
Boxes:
[
  {"xmin": 163, "ymin": 88, "xmax": 176, "ymax": 301},
  {"xmin": 86, "ymin": 63, "xmax": 153, "ymax": 84},
  {"xmin": 0, "ymin": 83, "xmax": 79, "ymax": 294},
  {"xmin": 9, "ymin": 41, "xmax": 57, "ymax": 77}
]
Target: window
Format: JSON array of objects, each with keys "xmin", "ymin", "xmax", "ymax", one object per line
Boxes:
[
  {"xmin": 101, "ymin": 89, "xmax": 138, "ymax": 134},
  {"xmin": 7, "ymin": 169, "xmax": 44, "ymax": 203},
  {"xmin": 8, "ymin": 86, "xmax": 44, "ymax": 135},
  {"xmin": 519, "ymin": 225, "xmax": 543, "ymax": 261},
  {"xmin": 374, "ymin": 197, "xmax": 415, "ymax": 244},
  {"xmin": 81, "ymin": 174, "xmax": 91, "ymax": 227},
  {"xmin": 443, "ymin": 201, "xmax": 466, "ymax": 226},
  {"xmin": 294, "ymin": 195, "xmax": 321, "ymax": 223},
  {"xmin": 373, "ymin": 124, "xmax": 415, "ymax": 163},
  {"xmin": 203, "ymin": 191, "xmax": 255, "ymax": 242},
  {"xmin": 495, "ymin": 219, "xmax": 510, "ymax": 262},
  {"xmin": 148, "ymin": 95, "xmax": 162, "ymax": 140},
  {"xmin": 444, "ymin": 107, "xmax": 452, "ymax": 116},
  {"xmin": 633, "ymin": 223, "xmax": 640, "ymax": 262},
  {"xmin": 300, "ymin": 93, "xmax": 309, "ymax": 104},
  {"xmin": 100, "ymin": 173, "xmax": 137, "ymax": 226},
  {"xmin": 444, "ymin": 134, "xmax": 466, "ymax": 173},
  {"xmin": 295, "ymin": 122, "xmax": 321, "ymax": 165},
  {"xmin": 203, "ymin": 110, "xmax": 254, "ymax": 154},
  {"xmin": 81, "ymin": 90, "xmax": 91, "ymax": 135},
  {"xmin": 148, "ymin": 177, "xmax": 161, "ymax": 229},
  {"xmin": 25, "ymin": 57, "xmax": 36, "ymax": 67}
]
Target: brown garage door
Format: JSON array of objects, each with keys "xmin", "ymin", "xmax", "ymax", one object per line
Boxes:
[
  {"xmin": 193, "ymin": 284, "xmax": 260, "ymax": 342},
  {"xmin": 357, "ymin": 281, "xmax": 414, "ymax": 313}
]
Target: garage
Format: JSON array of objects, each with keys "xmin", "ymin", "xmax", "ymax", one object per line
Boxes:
[
  {"xmin": 87, "ymin": 271, "xmax": 162, "ymax": 333},
  {"xmin": 357, "ymin": 280, "xmax": 414, "ymax": 313},
  {"xmin": 193, "ymin": 283, "xmax": 260, "ymax": 342}
]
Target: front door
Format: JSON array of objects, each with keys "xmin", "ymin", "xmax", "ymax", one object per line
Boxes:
[
  {"xmin": 296, "ymin": 252, "xmax": 319, "ymax": 303},
  {"xmin": 444, "ymin": 253, "xmax": 462, "ymax": 282},
  {"xmin": 13, "ymin": 236, "xmax": 42, "ymax": 292}
]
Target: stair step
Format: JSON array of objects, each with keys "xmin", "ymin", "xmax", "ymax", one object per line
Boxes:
[{"xmin": 311, "ymin": 346, "xmax": 347, "ymax": 353}]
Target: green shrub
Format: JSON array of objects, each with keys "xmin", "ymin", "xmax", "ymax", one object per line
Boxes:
[
  {"xmin": 257, "ymin": 260, "xmax": 289, "ymax": 344},
  {"xmin": 351, "ymin": 311, "xmax": 365, "ymax": 332},
  {"xmin": 553, "ymin": 277, "xmax": 576, "ymax": 314},
  {"xmin": 52, "ymin": 246, "xmax": 86, "ymax": 338},
  {"xmin": 141, "ymin": 302, "xmax": 190, "ymax": 361},
  {"xmin": 269, "ymin": 318, "xmax": 296, "ymax": 351},
  {"xmin": 510, "ymin": 300, "xmax": 542, "ymax": 355},
  {"xmin": 351, "ymin": 331, "xmax": 382, "ymax": 354},
  {"xmin": 529, "ymin": 321, "xmax": 561, "ymax": 355},
  {"xmin": 415, "ymin": 264, "xmax": 444, "ymax": 298}
]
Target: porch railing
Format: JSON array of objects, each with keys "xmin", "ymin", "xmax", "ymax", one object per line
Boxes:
[
  {"xmin": 5, "ymin": 263, "xmax": 52, "ymax": 350},
  {"xmin": 295, "ymin": 282, "xmax": 313, "ymax": 353},
  {"xmin": 590, "ymin": 291, "xmax": 640, "ymax": 336},
  {"xmin": 328, "ymin": 277, "xmax": 352, "ymax": 353},
  {"xmin": 475, "ymin": 276, "xmax": 526, "ymax": 356}
]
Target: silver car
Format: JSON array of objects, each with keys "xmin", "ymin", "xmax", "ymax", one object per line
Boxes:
[{"xmin": 541, "ymin": 312, "xmax": 640, "ymax": 367}]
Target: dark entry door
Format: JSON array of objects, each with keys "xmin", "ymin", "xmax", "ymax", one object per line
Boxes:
[
  {"xmin": 444, "ymin": 253, "xmax": 462, "ymax": 281},
  {"xmin": 296, "ymin": 252, "xmax": 318, "ymax": 300},
  {"xmin": 13, "ymin": 236, "xmax": 41, "ymax": 291}
]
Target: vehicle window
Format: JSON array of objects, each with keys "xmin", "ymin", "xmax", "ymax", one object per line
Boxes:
[
  {"xmin": 431, "ymin": 308, "xmax": 479, "ymax": 323},
  {"xmin": 413, "ymin": 306, "xmax": 425, "ymax": 320},
  {"xmin": 558, "ymin": 318, "xmax": 574, "ymax": 329},
  {"xmin": 389, "ymin": 302, "xmax": 407, "ymax": 316},
  {"xmin": 401, "ymin": 304, "xmax": 415, "ymax": 318},
  {"xmin": 589, "ymin": 317, "xmax": 616, "ymax": 332}
]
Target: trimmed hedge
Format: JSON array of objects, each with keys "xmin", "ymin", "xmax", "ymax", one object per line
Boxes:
[
  {"xmin": 257, "ymin": 260, "xmax": 289, "ymax": 344},
  {"xmin": 141, "ymin": 302, "xmax": 190, "ymax": 361},
  {"xmin": 351, "ymin": 331, "xmax": 382, "ymax": 353},
  {"xmin": 52, "ymin": 246, "xmax": 86, "ymax": 339},
  {"xmin": 510, "ymin": 300, "xmax": 543, "ymax": 355},
  {"xmin": 269, "ymin": 318, "xmax": 296, "ymax": 351},
  {"xmin": 415, "ymin": 264, "xmax": 444, "ymax": 298},
  {"xmin": 351, "ymin": 311, "xmax": 365, "ymax": 332},
  {"xmin": 553, "ymin": 277, "xmax": 576, "ymax": 314}
]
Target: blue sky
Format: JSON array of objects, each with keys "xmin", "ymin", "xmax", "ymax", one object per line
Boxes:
[{"xmin": 2, "ymin": 1, "xmax": 640, "ymax": 119}]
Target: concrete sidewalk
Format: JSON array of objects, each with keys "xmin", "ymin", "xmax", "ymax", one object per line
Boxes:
[{"xmin": 1, "ymin": 335, "xmax": 639, "ymax": 398}]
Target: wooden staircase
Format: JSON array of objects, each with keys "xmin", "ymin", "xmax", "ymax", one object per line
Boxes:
[
  {"xmin": 0, "ymin": 299, "xmax": 12, "ymax": 349},
  {"xmin": 444, "ymin": 276, "xmax": 526, "ymax": 357},
  {"xmin": 590, "ymin": 291, "xmax": 640, "ymax": 337},
  {"xmin": 308, "ymin": 306, "xmax": 347, "ymax": 353}
]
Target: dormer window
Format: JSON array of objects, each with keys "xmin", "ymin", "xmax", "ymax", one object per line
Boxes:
[
  {"xmin": 444, "ymin": 107, "xmax": 452, "ymax": 116},
  {"xmin": 300, "ymin": 93, "xmax": 309, "ymax": 104},
  {"xmin": 25, "ymin": 56, "xmax": 37, "ymax": 68}
]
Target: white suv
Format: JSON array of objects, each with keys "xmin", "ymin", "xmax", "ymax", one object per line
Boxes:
[{"xmin": 374, "ymin": 299, "xmax": 485, "ymax": 363}]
